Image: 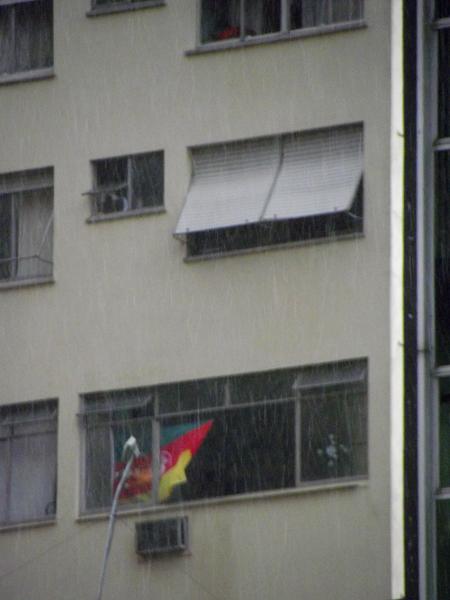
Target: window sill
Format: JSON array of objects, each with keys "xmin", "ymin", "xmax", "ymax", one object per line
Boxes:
[
  {"xmin": 0, "ymin": 276, "xmax": 54, "ymax": 290},
  {"xmin": 183, "ymin": 231, "xmax": 364, "ymax": 263},
  {"xmin": 77, "ymin": 478, "xmax": 368, "ymax": 523},
  {"xmin": 0, "ymin": 67, "xmax": 54, "ymax": 86},
  {"xmin": 186, "ymin": 20, "xmax": 367, "ymax": 56},
  {"xmin": 0, "ymin": 517, "xmax": 56, "ymax": 533},
  {"xmin": 86, "ymin": 0, "xmax": 165, "ymax": 17},
  {"xmin": 86, "ymin": 206, "xmax": 165, "ymax": 223}
]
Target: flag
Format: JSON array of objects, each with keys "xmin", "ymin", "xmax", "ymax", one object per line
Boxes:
[{"xmin": 113, "ymin": 420, "xmax": 213, "ymax": 503}]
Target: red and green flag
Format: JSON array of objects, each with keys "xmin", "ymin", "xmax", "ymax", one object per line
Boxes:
[{"xmin": 113, "ymin": 420, "xmax": 213, "ymax": 503}]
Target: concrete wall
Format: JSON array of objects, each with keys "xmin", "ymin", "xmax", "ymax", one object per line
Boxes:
[{"xmin": 0, "ymin": 1, "xmax": 394, "ymax": 599}]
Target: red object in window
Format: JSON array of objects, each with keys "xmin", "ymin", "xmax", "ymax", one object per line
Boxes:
[{"xmin": 217, "ymin": 26, "xmax": 240, "ymax": 40}]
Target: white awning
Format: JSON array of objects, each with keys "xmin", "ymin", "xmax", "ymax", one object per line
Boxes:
[
  {"xmin": 175, "ymin": 124, "xmax": 363, "ymax": 236},
  {"xmin": 263, "ymin": 125, "xmax": 363, "ymax": 221},
  {"xmin": 175, "ymin": 137, "xmax": 280, "ymax": 234}
]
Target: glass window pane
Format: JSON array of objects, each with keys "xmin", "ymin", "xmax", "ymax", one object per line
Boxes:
[
  {"xmin": 435, "ymin": 0, "xmax": 450, "ymax": 19},
  {"xmin": 94, "ymin": 157, "xmax": 128, "ymax": 214},
  {"xmin": 0, "ymin": 194, "xmax": 13, "ymax": 280},
  {"xmin": 300, "ymin": 0, "xmax": 361, "ymax": 27},
  {"xmin": 440, "ymin": 380, "xmax": 450, "ymax": 487},
  {"xmin": 85, "ymin": 424, "xmax": 113, "ymax": 510},
  {"xmin": 301, "ymin": 389, "xmax": 367, "ymax": 481},
  {"xmin": 9, "ymin": 432, "xmax": 56, "ymax": 522},
  {"xmin": 229, "ymin": 368, "xmax": 297, "ymax": 405},
  {"xmin": 245, "ymin": 0, "xmax": 281, "ymax": 36},
  {"xmin": 0, "ymin": 440, "xmax": 9, "ymax": 523},
  {"xmin": 158, "ymin": 379, "xmax": 226, "ymax": 414},
  {"xmin": 0, "ymin": 5, "xmax": 14, "ymax": 75},
  {"xmin": 437, "ymin": 499, "xmax": 450, "ymax": 599},
  {"xmin": 161, "ymin": 403, "xmax": 296, "ymax": 503},
  {"xmin": 201, "ymin": 0, "xmax": 240, "ymax": 43},
  {"xmin": 130, "ymin": 152, "xmax": 164, "ymax": 210},
  {"xmin": 15, "ymin": 0, "xmax": 53, "ymax": 73},
  {"xmin": 435, "ymin": 151, "xmax": 450, "ymax": 365},
  {"xmin": 438, "ymin": 29, "xmax": 450, "ymax": 139}
]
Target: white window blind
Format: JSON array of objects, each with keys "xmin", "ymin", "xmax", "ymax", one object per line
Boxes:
[
  {"xmin": 263, "ymin": 125, "xmax": 363, "ymax": 220},
  {"xmin": 176, "ymin": 124, "xmax": 363, "ymax": 236},
  {"xmin": 175, "ymin": 138, "xmax": 280, "ymax": 234}
]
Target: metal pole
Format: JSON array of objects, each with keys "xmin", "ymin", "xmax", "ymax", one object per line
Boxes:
[{"xmin": 96, "ymin": 436, "xmax": 140, "ymax": 600}]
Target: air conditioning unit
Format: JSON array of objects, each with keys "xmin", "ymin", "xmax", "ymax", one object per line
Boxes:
[{"xmin": 135, "ymin": 517, "xmax": 188, "ymax": 557}]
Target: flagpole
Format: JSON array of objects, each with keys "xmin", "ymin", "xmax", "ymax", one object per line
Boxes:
[{"xmin": 96, "ymin": 436, "xmax": 140, "ymax": 600}]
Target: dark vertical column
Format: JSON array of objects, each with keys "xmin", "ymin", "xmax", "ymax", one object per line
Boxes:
[{"xmin": 404, "ymin": 1, "xmax": 419, "ymax": 599}]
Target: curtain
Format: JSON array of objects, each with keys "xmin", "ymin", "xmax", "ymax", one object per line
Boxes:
[
  {"xmin": 16, "ymin": 188, "xmax": 53, "ymax": 280},
  {"xmin": 0, "ymin": 6, "xmax": 14, "ymax": 74},
  {"xmin": 15, "ymin": 0, "xmax": 53, "ymax": 73},
  {"xmin": 9, "ymin": 432, "xmax": 56, "ymax": 522}
]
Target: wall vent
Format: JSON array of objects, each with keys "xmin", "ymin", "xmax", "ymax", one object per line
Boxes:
[{"xmin": 135, "ymin": 517, "xmax": 188, "ymax": 557}]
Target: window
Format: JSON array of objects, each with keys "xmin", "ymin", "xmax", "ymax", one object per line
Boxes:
[
  {"xmin": 86, "ymin": 151, "xmax": 164, "ymax": 218},
  {"xmin": 0, "ymin": 400, "xmax": 57, "ymax": 525},
  {"xmin": 175, "ymin": 124, "xmax": 363, "ymax": 258},
  {"xmin": 80, "ymin": 360, "xmax": 367, "ymax": 513},
  {"xmin": 89, "ymin": 0, "xmax": 164, "ymax": 11},
  {"xmin": 0, "ymin": 167, "xmax": 53, "ymax": 283},
  {"xmin": 200, "ymin": 0, "xmax": 363, "ymax": 44},
  {"xmin": 0, "ymin": 0, "xmax": 53, "ymax": 77}
]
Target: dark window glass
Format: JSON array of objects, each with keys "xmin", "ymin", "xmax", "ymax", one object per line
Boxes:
[
  {"xmin": 131, "ymin": 152, "xmax": 164, "ymax": 209},
  {"xmin": 435, "ymin": 152, "xmax": 450, "ymax": 365},
  {"xmin": 186, "ymin": 181, "xmax": 362, "ymax": 258},
  {"xmin": 0, "ymin": 195, "xmax": 12, "ymax": 280},
  {"xmin": 244, "ymin": 0, "xmax": 281, "ymax": 36},
  {"xmin": 439, "ymin": 384, "xmax": 450, "ymax": 488},
  {"xmin": 94, "ymin": 157, "xmax": 128, "ymax": 214},
  {"xmin": 301, "ymin": 388, "xmax": 367, "ymax": 481},
  {"xmin": 435, "ymin": 0, "xmax": 450, "ymax": 19},
  {"xmin": 437, "ymin": 500, "xmax": 450, "ymax": 599},
  {"xmin": 163, "ymin": 403, "xmax": 296, "ymax": 502},
  {"xmin": 201, "ymin": 0, "xmax": 240, "ymax": 43},
  {"xmin": 0, "ymin": 6, "xmax": 14, "ymax": 75},
  {"xmin": 299, "ymin": 0, "xmax": 362, "ymax": 28},
  {"xmin": 15, "ymin": 0, "xmax": 53, "ymax": 73},
  {"xmin": 438, "ymin": 29, "xmax": 450, "ymax": 139}
]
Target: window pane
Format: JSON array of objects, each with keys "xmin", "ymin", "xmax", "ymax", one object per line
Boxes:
[
  {"xmin": 0, "ymin": 194, "xmax": 12, "ymax": 280},
  {"xmin": 130, "ymin": 152, "xmax": 164, "ymax": 210},
  {"xmin": 245, "ymin": 0, "xmax": 280, "ymax": 36},
  {"xmin": 9, "ymin": 432, "xmax": 56, "ymax": 522},
  {"xmin": 201, "ymin": 0, "xmax": 240, "ymax": 43},
  {"xmin": 301, "ymin": 0, "xmax": 361, "ymax": 27},
  {"xmin": 229, "ymin": 368, "xmax": 298, "ymax": 404},
  {"xmin": 85, "ymin": 417, "xmax": 153, "ymax": 510},
  {"xmin": 435, "ymin": 0, "xmax": 450, "ymax": 19},
  {"xmin": 15, "ymin": 188, "xmax": 53, "ymax": 280},
  {"xmin": 301, "ymin": 389, "xmax": 367, "ymax": 481},
  {"xmin": 440, "ymin": 384, "xmax": 450, "ymax": 488},
  {"xmin": 15, "ymin": 0, "xmax": 53, "ymax": 73},
  {"xmin": 158, "ymin": 379, "xmax": 226, "ymax": 414},
  {"xmin": 435, "ymin": 152, "xmax": 450, "ymax": 365},
  {"xmin": 0, "ymin": 440, "xmax": 8, "ymax": 523},
  {"xmin": 94, "ymin": 157, "xmax": 128, "ymax": 214},
  {"xmin": 162, "ymin": 403, "xmax": 296, "ymax": 503},
  {"xmin": 437, "ymin": 499, "xmax": 450, "ymax": 599},
  {"xmin": 438, "ymin": 29, "xmax": 450, "ymax": 139},
  {"xmin": 0, "ymin": 5, "xmax": 14, "ymax": 75}
]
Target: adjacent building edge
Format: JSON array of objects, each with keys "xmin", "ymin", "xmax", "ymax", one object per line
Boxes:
[{"xmin": 403, "ymin": 1, "xmax": 420, "ymax": 600}]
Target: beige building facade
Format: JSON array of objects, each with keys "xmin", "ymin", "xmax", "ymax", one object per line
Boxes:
[{"xmin": 0, "ymin": 1, "xmax": 407, "ymax": 599}]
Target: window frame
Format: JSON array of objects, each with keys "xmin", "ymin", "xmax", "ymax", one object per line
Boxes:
[
  {"xmin": 85, "ymin": 150, "xmax": 165, "ymax": 222},
  {"xmin": 79, "ymin": 360, "xmax": 368, "ymax": 516},
  {"xmin": 0, "ymin": 399, "xmax": 58, "ymax": 528},
  {"xmin": 0, "ymin": 0, "xmax": 53, "ymax": 83},
  {"xmin": 194, "ymin": 0, "xmax": 366, "ymax": 51}
]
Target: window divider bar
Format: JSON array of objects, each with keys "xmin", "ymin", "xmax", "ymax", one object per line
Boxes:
[
  {"xmin": 281, "ymin": 0, "xmax": 289, "ymax": 32},
  {"xmin": 295, "ymin": 398, "xmax": 301, "ymax": 486},
  {"xmin": 240, "ymin": 0, "xmax": 245, "ymax": 41},
  {"xmin": 127, "ymin": 156, "xmax": 133, "ymax": 211}
]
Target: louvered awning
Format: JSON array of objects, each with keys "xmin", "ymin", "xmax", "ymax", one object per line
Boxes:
[
  {"xmin": 263, "ymin": 125, "xmax": 363, "ymax": 221},
  {"xmin": 175, "ymin": 138, "xmax": 280, "ymax": 234},
  {"xmin": 175, "ymin": 124, "xmax": 363, "ymax": 236}
]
